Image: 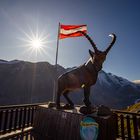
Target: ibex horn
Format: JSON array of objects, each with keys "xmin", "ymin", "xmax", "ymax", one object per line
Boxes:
[
  {"xmin": 105, "ymin": 33, "xmax": 116, "ymax": 54},
  {"xmin": 78, "ymin": 31, "xmax": 98, "ymax": 52}
]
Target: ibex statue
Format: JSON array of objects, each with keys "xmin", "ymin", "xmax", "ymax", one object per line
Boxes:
[{"xmin": 56, "ymin": 31, "xmax": 116, "ymax": 109}]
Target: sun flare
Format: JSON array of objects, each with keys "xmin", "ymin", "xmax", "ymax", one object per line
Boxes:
[
  {"xmin": 18, "ymin": 26, "xmax": 53, "ymax": 58},
  {"xmin": 26, "ymin": 32, "xmax": 47, "ymax": 53},
  {"xmin": 30, "ymin": 38, "xmax": 43, "ymax": 49}
]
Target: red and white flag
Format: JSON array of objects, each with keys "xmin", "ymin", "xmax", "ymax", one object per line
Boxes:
[{"xmin": 59, "ymin": 24, "xmax": 87, "ymax": 39}]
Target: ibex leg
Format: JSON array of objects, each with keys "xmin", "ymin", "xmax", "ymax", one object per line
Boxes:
[
  {"xmin": 83, "ymin": 87, "xmax": 91, "ymax": 107},
  {"xmin": 63, "ymin": 91, "xmax": 74, "ymax": 107}
]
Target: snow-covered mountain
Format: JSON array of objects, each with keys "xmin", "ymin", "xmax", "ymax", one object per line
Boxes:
[
  {"xmin": 0, "ymin": 59, "xmax": 140, "ymax": 109},
  {"xmin": 92, "ymin": 71, "xmax": 140, "ymax": 108}
]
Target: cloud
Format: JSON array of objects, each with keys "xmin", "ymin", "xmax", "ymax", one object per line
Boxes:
[{"xmin": 133, "ymin": 80, "xmax": 140, "ymax": 84}]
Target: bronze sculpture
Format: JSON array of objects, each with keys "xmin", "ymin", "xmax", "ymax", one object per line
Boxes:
[{"xmin": 56, "ymin": 31, "xmax": 116, "ymax": 109}]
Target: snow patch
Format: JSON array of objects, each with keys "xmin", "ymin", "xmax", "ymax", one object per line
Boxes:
[
  {"xmin": 98, "ymin": 71, "xmax": 137, "ymax": 89},
  {"xmin": 98, "ymin": 71, "xmax": 112, "ymax": 86}
]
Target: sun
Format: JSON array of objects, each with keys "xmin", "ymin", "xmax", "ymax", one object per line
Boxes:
[
  {"xmin": 26, "ymin": 32, "xmax": 47, "ymax": 53},
  {"xmin": 18, "ymin": 26, "xmax": 52, "ymax": 57},
  {"xmin": 30, "ymin": 38, "xmax": 43, "ymax": 49}
]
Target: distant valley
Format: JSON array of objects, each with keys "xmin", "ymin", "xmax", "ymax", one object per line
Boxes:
[{"xmin": 0, "ymin": 59, "xmax": 140, "ymax": 109}]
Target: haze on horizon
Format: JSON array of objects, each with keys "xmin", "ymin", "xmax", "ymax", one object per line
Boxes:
[{"xmin": 0, "ymin": 0, "xmax": 140, "ymax": 81}]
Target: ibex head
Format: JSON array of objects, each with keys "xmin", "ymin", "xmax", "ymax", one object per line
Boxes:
[
  {"xmin": 79, "ymin": 31, "xmax": 116, "ymax": 68},
  {"xmin": 89, "ymin": 49, "xmax": 107, "ymax": 66}
]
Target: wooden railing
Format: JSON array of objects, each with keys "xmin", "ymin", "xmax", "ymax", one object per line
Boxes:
[
  {"xmin": 0, "ymin": 104, "xmax": 140, "ymax": 140},
  {"xmin": 114, "ymin": 110, "xmax": 140, "ymax": 140},
  {"xmin": 0, "ymin": 103, "xmax": 40, "ymax": 139}
]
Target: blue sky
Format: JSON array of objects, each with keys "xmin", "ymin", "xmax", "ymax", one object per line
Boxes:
[{"xmin": 0, "ymin": 0, "xmax": 140, "ymax": 81}]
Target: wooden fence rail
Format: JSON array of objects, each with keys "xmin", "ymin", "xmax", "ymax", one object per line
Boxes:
[
  {"xmin": 0, "ymin": 104, "xmax": 38, "ymax": 135},
  {"xmin": 114, "ymin": 110, "xmax": 140, "ymax": 140}
]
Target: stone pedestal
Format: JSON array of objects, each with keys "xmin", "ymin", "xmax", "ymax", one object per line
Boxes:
[{"xmin": 32, "ymin": 105, "xmax": 117, "ymax": 140}]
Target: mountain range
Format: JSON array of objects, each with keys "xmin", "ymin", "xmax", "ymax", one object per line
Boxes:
[{"xmin": 0, "ymin": 59, "xmax": 140, "ymax": 109}]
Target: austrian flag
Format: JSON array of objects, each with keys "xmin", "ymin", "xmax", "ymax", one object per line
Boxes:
[{"xmin": 59, "ymin": 24, "xmax": 87, "ymax": 39}]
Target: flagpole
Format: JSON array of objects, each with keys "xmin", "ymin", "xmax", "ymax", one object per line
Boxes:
[
  {"xmin": 55, "ymin": 22, "xmax": 61, "ymax": 67},
  {"xmin": 53, "ymin": 22, "xmax": 61, "ymax": 102}
]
